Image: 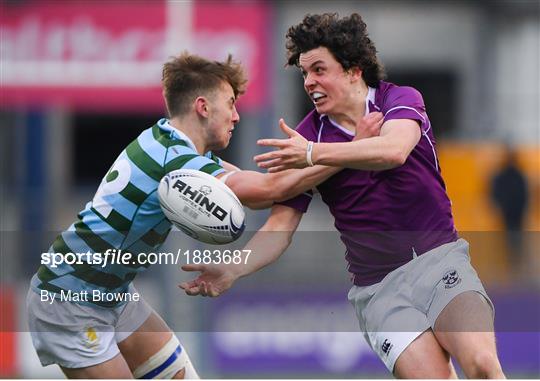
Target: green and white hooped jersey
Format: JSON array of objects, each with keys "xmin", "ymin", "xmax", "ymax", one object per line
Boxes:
[{"xmin": 31, "ymin": 119, "xmax": 226, "ymax": 307}]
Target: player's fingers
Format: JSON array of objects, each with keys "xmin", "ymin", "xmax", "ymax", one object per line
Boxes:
[
  {"xmin": 181, "ymin": 264, "xmax": 206, "ymax": 272},
  {"xmin": 254, "ymin": 151, "xmax": 283, "ymax": 163},
  {"xmin": 363, "ymin": 113, "xmax": 383, "ymax": 128},
  {"xmin": 178, "ymin": 279, "xmax": 201, "ymax": 290},
  {"xmin": 254, "ymin": 151, "xmax": 279, "ymax": 161},
  {"xmin": 279, "ymin": 119, "xmax": 299, "ymax": 137},
  {"xmin": 178, "ymin": 282, "xmax": 190, "ymax": 290},
  {"xmin": 257, "ymin": 158, "xmax": 284, "ymax": 169},
  {"xmin": 202, "ymin": 282, "xmax": 218, "ymax": 297},
  {"xmin": 257, "ymin": 139, "xmax": 288, "ymax": 148},
  {"xmin": 200, "ymin": 281, "xmax": 209, "ymax": 297},
  {"xmin": 267, "ymin": 165, "xmax": 289, "ymax": 173},
  {"xmin": 183, "ymin": 286, "xmax": 200, "ymax": 296},
  {"xmin": 366, "ymin": 111, "xmax": 383, "ymax": 121},
  {"xmin": 373, "ymin": 114, "xmax": 384, "ymax": 126}
]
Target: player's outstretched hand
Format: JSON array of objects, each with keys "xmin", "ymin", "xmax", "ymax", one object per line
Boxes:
[
  {"xmin": 254, "ymin": 119, "xmax": 309, "ymax": 172},
  {"xmin": 354, "ymin": 112, "xmax": 384, "ymax": 141},
  {"xmin": 179, "ymin": 264, "xmax": 239, "ymax": 297}
]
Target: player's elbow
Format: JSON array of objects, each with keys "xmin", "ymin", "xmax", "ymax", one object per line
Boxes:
[
  {"xmin": 378, "ymin": 149, "xmax": 407, "ymax": 169},
  {"xmin": 390, "ymin": 149, "xmax": 408, "ymax": 167},
  {"xmin": 235, "ymin": 183, "xmax": 275, "ymax": 209}
]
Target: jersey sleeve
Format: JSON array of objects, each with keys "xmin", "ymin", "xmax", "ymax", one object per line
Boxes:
[
  {"xmin": 163, "ymin": 142, "xmax": 226, "ymax": 177},
  {"xmin": 276, "ymin": 191, "xmax": 313, "ymax": 213},
  {"xmin": 275, "ymin": 111, "xmax": 320, "ymax": 213},
  {"xmin": 382, "ymin": 86, "xmax": 428, "ymax": 131}
]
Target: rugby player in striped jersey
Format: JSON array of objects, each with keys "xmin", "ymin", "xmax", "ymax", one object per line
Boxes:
[{"xmin": 27, "ymin": 53, "xmax": 345, "ymax": 379}]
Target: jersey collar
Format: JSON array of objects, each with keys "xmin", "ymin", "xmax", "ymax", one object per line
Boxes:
[
  {"xmin": 157, "ymin": 118, "xmax": 199, "ymax": 153},
  {"xmin": 318, "ymin": 86, "xmax": 377, "ymax": 136}
]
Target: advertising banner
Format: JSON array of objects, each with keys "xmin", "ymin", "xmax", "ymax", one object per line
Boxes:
[
  {"xmin": 1, "ymin": 1, "xmax": 270, "ymax": 111},
  {"xmin": 206, "ymin": 290, "xmax": 539, "ymax": 376}
]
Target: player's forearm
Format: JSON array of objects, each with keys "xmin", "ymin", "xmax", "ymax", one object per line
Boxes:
[
  {"xmin": 227, "ymin": 166, "xmax": 337, "ymax": 209},
  {"xmin": 232, "ymin": 229, "xmax": 293, "ymax": 279},
  {"xmin": 312, "ymin": 121, "xmax": 421, "ymax": 170},
  {"xmin": 311, "ymin": 137, "xmax": 406, "ymax": 170},
  {"xmin": 230, "ymin": 205, "xmax": 300, "ymax": 279},
  {"xmin": 269, "ymin": 165, "xmax": 339, "ymax": 202},
  {"xmin": 225, "ymin": 171, "xmax": 275, "ymax": 209}
]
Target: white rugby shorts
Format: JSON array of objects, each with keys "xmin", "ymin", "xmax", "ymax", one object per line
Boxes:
[
  {"xmin": 26, "ymin": 286, "xmax": 153, "ymax": 369},
  {"xmin": 347, "ymin": 238, "xmax": 494, "ymax": 372}
]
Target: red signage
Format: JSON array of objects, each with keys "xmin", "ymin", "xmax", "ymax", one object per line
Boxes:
[
  {"xmin": 1, "ymin": 1, "xmax": 271, "ymax": 111},
  {"xmin": 193, "ymin": 1, "xmax": 271, "ymax": 109}
]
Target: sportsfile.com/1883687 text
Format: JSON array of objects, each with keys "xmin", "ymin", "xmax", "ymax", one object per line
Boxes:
[{"xmin": 40, "ymin": 249, "xmax": 252, "ymax": 268}]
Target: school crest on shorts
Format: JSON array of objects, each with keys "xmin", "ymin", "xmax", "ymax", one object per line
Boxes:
[
  {"xmin": 82, "ymin": 327, "xmax": 100, "ymax": 351},
  {"xmin": 442, "ymin": 269, "xmax": 461, "ymax": 289}
]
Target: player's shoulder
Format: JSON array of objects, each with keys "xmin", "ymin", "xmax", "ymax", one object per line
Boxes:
[
  {"xmin": 295, "ymin": 109, "xmax": 321, "ymax": 138},
  {"xmin": 376, "ymin": 81, "xmax": 424, "ymax": 111}
]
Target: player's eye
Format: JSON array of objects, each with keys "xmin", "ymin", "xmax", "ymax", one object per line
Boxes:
[{"xmin": 301, "ymin": 70, "xmax": 307, "ymax": 78}]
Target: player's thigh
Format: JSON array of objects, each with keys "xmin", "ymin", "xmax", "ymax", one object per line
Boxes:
[
  {"xmin": 117, "ymin": 311, "xmax": 175, "ymax": 370},
  {"xmin": 434, "ymin": 291, "xmax": 498, "ymax": 369},
  {"xmin": 61, "ymin": 352, "xmax": 133, "ymax": 379},
  {"xmin": 394, "ymin": 329, "xmax": 457, "ymax": 379}
]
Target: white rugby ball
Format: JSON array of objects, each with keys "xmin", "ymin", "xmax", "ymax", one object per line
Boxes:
[{"xmin": 158, "ymin": 169, "xmax": 245, "ymax": 244}]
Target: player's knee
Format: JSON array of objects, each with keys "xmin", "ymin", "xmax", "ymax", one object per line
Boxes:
[{"xmin": 467, "ymin": 351, "xmax": 502, "ymax": 378}]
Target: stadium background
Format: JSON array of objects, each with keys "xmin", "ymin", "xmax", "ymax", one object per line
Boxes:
[{"xmin": 0, "ymin": 0, "xmax": 538, "ymax": 378}]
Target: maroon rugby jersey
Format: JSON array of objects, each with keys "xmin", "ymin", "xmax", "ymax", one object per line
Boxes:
[{"xmin": 280, "ymin": 81, "xmax": 458, "ymax": 286}]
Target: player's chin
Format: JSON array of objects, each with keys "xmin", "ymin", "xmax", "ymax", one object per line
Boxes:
[
  {"xmin": 218, "ymin": 136, "xmax": 231, "ymax": 150},
  {"xmin": 314, "ymin": 102, "xmax": 330, "ymax": 114}
]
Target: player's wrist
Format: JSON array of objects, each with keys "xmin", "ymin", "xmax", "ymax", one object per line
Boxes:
[
  {"xmin": 306, "ymin": 141, "xmax": 315, "ymax": 167},
  {"xmin": 225, "ymin": 257, "xmax": 251, "ymax": 278},
  {"xmin": 231, "ymin": 263, "xmax": 250, "ymax": 279},
  {"xmin": 308, "ymin": 142, "xmax": 320, "ymax": 166}
]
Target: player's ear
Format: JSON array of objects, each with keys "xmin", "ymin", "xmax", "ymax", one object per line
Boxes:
[
  {"xmin": 348, "ymin": 67, "xmax": 362, "ymax": 83},
  {"xmin": 195, "ymin": 97, "xmax": 209, "ymax": 118}
]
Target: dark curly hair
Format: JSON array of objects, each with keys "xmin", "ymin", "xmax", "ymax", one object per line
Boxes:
[
  {"xmin": 286, "ymin": 13, "xmax": 385, "ymax": 87},
  {"xmin": 162, "ymin": 52, "xmax": 247, "ymax": 117}
]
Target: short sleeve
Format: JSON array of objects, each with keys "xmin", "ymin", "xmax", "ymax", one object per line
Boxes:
[
  {"xmin": 383, "ymin": 86, "xmax": 428, "ymax": 130},
  {"xmin": 276, "ymin": 191, "xmax": 313, "ymax": 213}
]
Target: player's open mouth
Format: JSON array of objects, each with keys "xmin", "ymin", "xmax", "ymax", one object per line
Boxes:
[{"xmin": 310, "ymin": 91, "xmax": 327, "ymax": 105}]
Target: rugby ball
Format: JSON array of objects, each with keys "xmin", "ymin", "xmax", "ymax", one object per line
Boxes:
[{"xmin": 158, "ymin": 169, "xmax": 245, "ymax": 244}]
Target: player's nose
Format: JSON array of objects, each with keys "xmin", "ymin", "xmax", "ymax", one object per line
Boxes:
[
  {"xmin": 232, "ymin": 106, "xmax": 240, "ymax": 123},
  {"xmin": 304, "ymin": 73, "xmax": 316, "ymax": 89}
]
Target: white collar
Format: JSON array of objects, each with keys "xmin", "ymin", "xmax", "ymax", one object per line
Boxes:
[
  {"xmin": 318, "ymin": 86, "xmax": 377, "ymax": 136},
  {"xmin": 157, "ymin": 118, "xmax": 199, "ymax": 153},
  {"xmin": 319, "ymin": 86, "xmax": 376, "ymax": 121}
]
